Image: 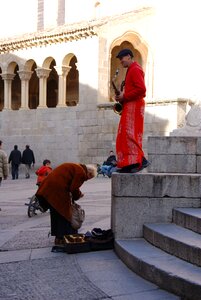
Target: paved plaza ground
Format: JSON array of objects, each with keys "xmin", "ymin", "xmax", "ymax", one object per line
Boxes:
[{"xmin": 0, "ymin": 173, "xmax": 179, "ymax": 299}]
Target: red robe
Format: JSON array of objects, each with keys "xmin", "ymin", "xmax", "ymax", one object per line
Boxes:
[
  {"xmin": 36, "ymin": 163, "xmax": 88, "ymax": 222},
  {"xmin": 116, "ymin": 62, "xmax": 146, "ymax": 168}
]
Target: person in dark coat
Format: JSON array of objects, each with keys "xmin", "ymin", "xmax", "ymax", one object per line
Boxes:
[
  {"xmin": 35, "ymin": 163, "xmax": 97, "ymax": 246},
  {"xmin": 22, "ymin": 145, "xmax": 35, "ymax": 178},
  {"xmin": 8, "ymin": 145, "xmax": 22, "ymax": 180}
]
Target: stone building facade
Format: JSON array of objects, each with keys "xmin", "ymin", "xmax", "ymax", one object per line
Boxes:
[{"xmin": 0, "ymin": 0, "xmax": 200, "ymax": 167}]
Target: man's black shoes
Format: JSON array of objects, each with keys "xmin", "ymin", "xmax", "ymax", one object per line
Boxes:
[{"xmin": 117, "ymin": 157, "xmax": 151, "ymax": 174}]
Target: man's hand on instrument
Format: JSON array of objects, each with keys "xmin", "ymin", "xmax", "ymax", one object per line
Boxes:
[{"xmin": 115, "ymin": 91, "xmax": 124, "ymax": 102}]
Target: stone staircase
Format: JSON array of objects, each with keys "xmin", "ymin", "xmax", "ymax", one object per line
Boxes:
[
  {"xmin": 115, "ymin": 207, "xmax": 201, "ymax": 299},
  {"xmin": 112, "ymin": 137, "xmax": 201, "ymax": 299}
]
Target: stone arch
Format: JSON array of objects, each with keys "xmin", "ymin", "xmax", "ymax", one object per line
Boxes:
[
  {"xmin": 42, "ymin": 57, "xmax": 58, "ymax": 108},
  {"xmin": 63, "ymin": 53, "xmax": 79, "ymax": 106},
  {"xmin": 5, "ymin": 55, "xmax": 27, "ymax": 73},
  {"xmin": 112, "ymin": 31, "xmax": 148, "ymax": 69},
  {"xmin": 62, "ymin": 53, "xmax": 74, "ymax": 66},
  {"xmin": 7, "ymin": 61, "xmax": 18, "ymax": 74},
  {"xmin": 24, "ymin": 59, "xmax": 36, "ymax": 72},
  {"xmin": 42, "ymin": 56, "xmax": 56, "ymax": 69},
  {"xmin": 109, "ymin": 31, "xmax": 153, "ymax": 100}
]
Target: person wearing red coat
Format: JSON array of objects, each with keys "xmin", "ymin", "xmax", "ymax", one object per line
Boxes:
[
  {"xmin": 115, "ymin": 48, "xmax": 150, "ymax": 173},
  {"xmin": 35, "ymin": 163, "xmax": 97, "ymax": 245}
]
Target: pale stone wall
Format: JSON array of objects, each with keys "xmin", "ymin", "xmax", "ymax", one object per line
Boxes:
[
  {"xmin": 0, "ymin": 98, "xmax": 187, "ymax": 168},
  {"xmin": 111, "ymin": 136, "xmax": 201, "ymax": 239}
]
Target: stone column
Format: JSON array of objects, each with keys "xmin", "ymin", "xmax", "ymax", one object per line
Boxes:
[
  {"xmin": 54, "ymin": 66, "xmax": 71, "ymax": 107},
  {"xmin": 17, "ymin": 70, "xmax": 33, "ymax": 109},
  {"xmin": 35, "ymin": 68, "xmax": 51, "ymax": 108},
  {"xmin": 1, "ymin": 73, "xmax": 15, "ymax": 110}
]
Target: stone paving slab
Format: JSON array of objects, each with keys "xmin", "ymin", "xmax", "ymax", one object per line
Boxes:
[{"xmin": 0, "ymin": 176, "xmax": 179, "ymax": 299}]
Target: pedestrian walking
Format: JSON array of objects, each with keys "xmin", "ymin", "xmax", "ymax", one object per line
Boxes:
[
  {"xmin": 0, "ymin": 140, "xmax": 9, "ymax": 186},
  {"xmin": 22, "ymin": 145, "xmax": 35, "ymax": 178},
  {"xmin": 8, "ymin": 145, "xmax": 21, "ymax": 180}
]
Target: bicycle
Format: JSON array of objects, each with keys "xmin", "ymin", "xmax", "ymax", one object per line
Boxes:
[{"xmin": 25, "ymin": 194, "xmax": 45, "ymax": 217}]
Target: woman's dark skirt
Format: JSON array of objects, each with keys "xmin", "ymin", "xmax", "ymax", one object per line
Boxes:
[{"xmin": 37, "ymin": 195, "xmax": 77, "ymax": 239}]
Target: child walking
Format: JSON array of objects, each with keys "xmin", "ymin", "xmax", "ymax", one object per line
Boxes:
[{"xmin": 35, "ymin": 159, "xmax": 52, "ymax": 186}]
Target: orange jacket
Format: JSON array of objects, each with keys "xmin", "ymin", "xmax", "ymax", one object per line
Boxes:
[{"xmin": 35, "ymin": 165, "xmax": 52, "ymax": 185}]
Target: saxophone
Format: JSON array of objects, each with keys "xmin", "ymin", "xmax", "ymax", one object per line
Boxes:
[{"xmin": 111, "ymin": 69, "xmax": 123, "ymax": 115}]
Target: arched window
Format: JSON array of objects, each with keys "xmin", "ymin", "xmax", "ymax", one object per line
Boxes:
[{"xmin": 110, "ymin": 41, "xmax": 142, "ymax": 101}]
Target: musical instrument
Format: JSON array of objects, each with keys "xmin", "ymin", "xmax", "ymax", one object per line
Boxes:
[{"xmin": 111, "ymin": 69, "xmax": 123, "ymax": 115}]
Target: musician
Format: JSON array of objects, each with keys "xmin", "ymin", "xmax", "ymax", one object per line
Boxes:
[{"xmin": 115, "ymin": 48, "xmax": 150, "ymax": 173}]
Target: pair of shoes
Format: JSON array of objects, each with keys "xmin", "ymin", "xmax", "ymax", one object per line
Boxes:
[{"xmin": 116, "ymin": 158, "xmax": 151, "ymax": 174}]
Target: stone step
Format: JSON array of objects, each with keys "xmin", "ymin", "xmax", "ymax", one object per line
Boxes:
[
  {"xmin": 173, "ymin": 207, "xmax": 201, "ymax": 234},
  {"xmin": 115, "ymin": 238, "xmax": 201, "ymax": 300},
  {"xmin": 143, "ymin": 222, "xmax": 201, "ymax": 267},
  {"xmin": 112, "ymin": 173, "xmax": 201, "ymax": 239},
  {"xmin": 148, "ymin": 153, "xmax": 196, "ymax": 173},
  {"xmin": 147, "ymin": 136, "xmax": 201, "ymax": 173},
  {"xmin": 112, "ymin": 172, "xmax": 201, "ymax": 198}
]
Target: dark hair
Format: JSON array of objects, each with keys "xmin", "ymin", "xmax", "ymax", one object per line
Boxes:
[
  {"xmin": 14, "ymin": 145, "xmax": 18, "ymax": 150},
  {"xmin": 116, "ymin": 48, "xmax": 134, "ymax": 59},
  {"xmin": 43, "ymin": 159, "xmax": 51, "ymax": 166},
  {"xmin": 0, "ymin": 140, "xmax": 2, "ymax": 146}
]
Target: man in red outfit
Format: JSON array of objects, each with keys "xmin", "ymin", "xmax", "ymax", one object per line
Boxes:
[{"xmin": 115, "ymin": 48, "xmax": 150, "ymax": 173}]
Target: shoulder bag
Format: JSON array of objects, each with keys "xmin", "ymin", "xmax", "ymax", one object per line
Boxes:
[{"xmin": 71, "ymin": 202, "xmax": 85, "ymax": 230}]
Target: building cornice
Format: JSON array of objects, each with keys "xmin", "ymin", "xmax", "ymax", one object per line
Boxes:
[
  {"xmin": 0, "ymin": 7, "xmax": 153, "ymax": 54},
  {"xmin": 0, "ymin": 24, "xmax": 98, "ymax": 54}
]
